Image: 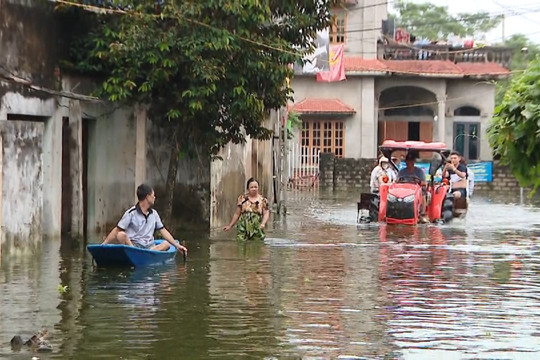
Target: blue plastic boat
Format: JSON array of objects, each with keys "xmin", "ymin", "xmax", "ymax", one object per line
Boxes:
[{"xmin": 87, "ymin": 240, "xmax": 178, "ymax": 267}]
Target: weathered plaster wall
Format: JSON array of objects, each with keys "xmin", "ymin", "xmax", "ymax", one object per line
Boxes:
[
  {"xmin": 0, "ymin": 92, "xmax": 62, "ymax": 239},
  {"xmin": 0, "ymin": 120, "xmax": 43, "ymax": 253},
  {"xmin": 210, "ymin": 112, "xmax": 276, "ymax": 228},
  {"xmin": 145, "ymin": 119, "xmax": 211, "ymax": 227},
  {"xmin": 82, "ymin": 103, "xmax": 138, "ymax": 234},
  {"xmin": 0, "ymin": 0, "xmax": 60, "ymax": 88}
]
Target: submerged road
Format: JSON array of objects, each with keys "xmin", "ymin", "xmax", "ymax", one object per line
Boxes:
[{"xmin": 1, "ymin": 190, "xmax": 540, "ymax": 359}]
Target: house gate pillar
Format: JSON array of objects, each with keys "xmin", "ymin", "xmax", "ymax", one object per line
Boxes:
[
  {"xmin": 436, "ymin": 96, "xmax": 446, "ymax": 143},
  {"xmin": 69, "ymin": 100, "xmax": 84, "ymax": 238}
]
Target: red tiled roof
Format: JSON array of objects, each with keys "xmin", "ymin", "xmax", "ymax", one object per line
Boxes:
[
  {"xmin": 343, "ymin": 57, "xmax": 510, "ymax": 77},
  {"xmin": 291, "ymin": 98, "xmax": 355, "ymax": 115},
  {"xmin": 344, "ymin": 57, "xmax": 387, "ymax": 72},
  {"xmin": 455, "ymin": 62, "xmax": 510, "ymax": 76},
  {"xmin": 383, "ymin": 60, "xmax": 462, "ymax": 76}
]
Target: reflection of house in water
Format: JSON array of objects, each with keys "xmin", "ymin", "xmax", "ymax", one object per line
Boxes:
[
  {"xmin": 291, "ymin": 0, "xmax": 511, "ymax": 164},
  {"xmin": 267, "ymin": 221, "xmax": 395, "ymax": 357}
]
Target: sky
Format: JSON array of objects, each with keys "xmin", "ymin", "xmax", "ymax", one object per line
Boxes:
[{"xmin": 390, "ymin": 0, "xmax": 540, "ymax": 44}]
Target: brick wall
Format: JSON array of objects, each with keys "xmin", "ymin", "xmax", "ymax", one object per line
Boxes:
[
  {"xmin": 320, "ymin": 153, "xmax": 376, "ymax": 191},
  {"xmin": 320, "ymin": 153, "xmax": 525, "ymax": 193},
  {"xmin": 473, "ymin": 161, "xmax": 521, "ymax": 193}
]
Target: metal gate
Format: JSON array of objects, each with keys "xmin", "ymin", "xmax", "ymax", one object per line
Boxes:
[{"xmin": 287, "ymin": 144, "xmax": 319, "ymax": 189}]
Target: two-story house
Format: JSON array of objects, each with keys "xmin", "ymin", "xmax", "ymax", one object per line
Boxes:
[{"xmin": 290, "ymin": 0, "xmax": 510, "ymax": 164}]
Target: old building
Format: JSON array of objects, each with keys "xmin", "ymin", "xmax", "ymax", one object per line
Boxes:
[{"xmin": 0, "ymin": 0, "xmax": 273, "ymax": 255}]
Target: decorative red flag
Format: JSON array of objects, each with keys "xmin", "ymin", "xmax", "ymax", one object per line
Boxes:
[{"xmin": 316, "ymin": 44, "xmax": 346, "ymax": 82}]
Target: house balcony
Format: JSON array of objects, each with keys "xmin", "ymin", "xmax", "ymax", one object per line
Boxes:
[{"xmin": 378, "ymin": 43, "xmax": 513, "ymax": 68}]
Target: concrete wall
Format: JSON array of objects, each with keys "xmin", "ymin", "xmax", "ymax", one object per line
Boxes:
[
  {"xmin": 145, "ymin": 118, "xmax": 211, "ymax": 228},
  {"xmin": 320, "ymin": 153, "xmax": 524, "ymax": 194},
  {"xmin": 82, "ymin": 103, "xmax": 139, "ymax": 234},
  {"xmin": 0, "ymin": 120, "xmax": 44, "ymax": 253},
  {"xmin": 210, "ymin": 112, "xmax": 276, "ymax": 228},
  {"xmin": 344, "ymin": 0, "xmax": 387, "ymax": 58}
]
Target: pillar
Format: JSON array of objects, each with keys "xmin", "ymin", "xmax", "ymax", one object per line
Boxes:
[
  {"xmin": 437, "ymin": 96, "xmax": 446, "ymax": 143},
  {"xmin": 69, "ymin": 100, "xmax": 84, "ymax": 237},
  {"xmin": 361, "ymin": 78, "xmax": 377, "ymax": 158}
]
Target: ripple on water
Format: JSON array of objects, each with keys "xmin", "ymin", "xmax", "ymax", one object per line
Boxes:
[{"xmin": 1, "ymin": 193, "xmax": 540, "ymax": 359}]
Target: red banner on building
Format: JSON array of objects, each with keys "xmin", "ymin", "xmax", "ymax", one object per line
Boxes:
[{"xmin": 316, "ymin": 44, "xmax": 346, "ymax": 82}]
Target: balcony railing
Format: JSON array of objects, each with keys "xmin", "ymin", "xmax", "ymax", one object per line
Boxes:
[{"xmin": 378, "ymin": 43, "xmax": 513, "ymax": 67}]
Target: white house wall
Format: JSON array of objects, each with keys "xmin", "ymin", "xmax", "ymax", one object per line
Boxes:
[
  {"xmin": 291, "ymin": 76, "xmax": 377, "ymax": 159},
  {"xmin": 447, "ymin": 80, "xmax": 495, "ymax": 161}
]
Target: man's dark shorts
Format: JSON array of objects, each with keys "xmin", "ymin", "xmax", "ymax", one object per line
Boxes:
[{"xmin": 453, "ymin": 188, "xmax": 467, "ymax": 198}]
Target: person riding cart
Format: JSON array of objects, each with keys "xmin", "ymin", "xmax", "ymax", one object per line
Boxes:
[{"xmin": 357, "ymin": 140, "xmax": 468, "ymax": 225}]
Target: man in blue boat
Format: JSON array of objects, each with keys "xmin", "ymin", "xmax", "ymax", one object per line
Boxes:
[{"xmin": 102, "ymin": 183, "xmax": 187, "ymax": 254}]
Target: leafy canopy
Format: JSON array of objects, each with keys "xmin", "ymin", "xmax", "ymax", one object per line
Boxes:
[
  {"xmin": 392, "ymin": 0, "xmax": 502, "ymax": 40},
  {"xmin": 63, "ymin": 0, "xmax": 336, "ymax": 156},
  {"xmin": 495, "ymin": 34, "xmax": 540, "ymax": 104},
  {"xmin": 488, "ymin": 56, "xmax": 540, "ymax": 194}
]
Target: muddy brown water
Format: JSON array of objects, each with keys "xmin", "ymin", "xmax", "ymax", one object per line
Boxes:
[{"xmin": 1, "ymin": 191, "xmax": 540, "ymax": 359}]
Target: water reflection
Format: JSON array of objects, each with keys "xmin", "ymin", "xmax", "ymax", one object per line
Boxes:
[
  {"xmin": 378, "ymin": 223, "xmax": 540, "ymax": 359},
  {"xmin": 1, "ymin": 192, "xmax": 540, "ymax": 359}
]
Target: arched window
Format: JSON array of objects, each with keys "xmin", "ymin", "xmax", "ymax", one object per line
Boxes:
[{"xmin": 454, "ymin": 106, "xmax": 480, "ymax": 116}]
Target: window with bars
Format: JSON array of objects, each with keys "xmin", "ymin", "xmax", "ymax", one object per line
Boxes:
[
  {"xmin": 329, "ymin": 11, "xmax": 346, "ymax": 44},
  {"xmin": 454, "ymin": 122, "xmax": 480, "ymax": 160},
  {"xmin": 301, "ymin": 119, "xmax": 345, "ymax": 161}
]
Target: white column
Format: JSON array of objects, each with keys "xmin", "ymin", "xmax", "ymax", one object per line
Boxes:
[
  {"xmin": 361, "ymin": 78, "xmax": 377, "ymax": 158},
  {"xmin": 437, "ymin": 96, "xmax": 446, "ymax": 143}
]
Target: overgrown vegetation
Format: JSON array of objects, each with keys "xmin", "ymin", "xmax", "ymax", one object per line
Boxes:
[
  {"xmin": 58, "ymin": 0, "xmax": 337, "ymax": 221},
  {"xmin": 488, "ymin": 57, "xmax": 540, "ymax": 195}
]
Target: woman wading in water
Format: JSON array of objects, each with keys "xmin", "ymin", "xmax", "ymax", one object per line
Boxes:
[{"xmin": 223, "ymin": 178, "xmax": 270, "ymax": 241}]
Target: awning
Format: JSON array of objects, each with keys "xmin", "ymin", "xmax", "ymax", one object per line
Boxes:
[{"xmin": 291, "ymin": 98, "xmax": 355, "ymax": 115}]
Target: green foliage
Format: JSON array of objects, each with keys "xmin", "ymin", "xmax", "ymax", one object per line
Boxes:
[
  {"xmin": 61, "ymin": 0, "xmax": 337, "ymax": 156},
  {"xmin": 495, "ymin": 34, "xmax": 540, "ymax": 105},
  {"xmin": 286, "ymin": 110, "xmax": 302, "ymax": 139},
  {"xmin": 488, "ymin": 57, "xmax": 540, "ymax": 195},
  {"xmin": 392, "ymin": 0, "xmax": 502, "ymax": 40}
]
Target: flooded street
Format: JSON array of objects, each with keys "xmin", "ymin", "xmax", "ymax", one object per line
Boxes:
[{"xmin": 2, "ymin": 191, "xmax": 540, "ymax": 359}]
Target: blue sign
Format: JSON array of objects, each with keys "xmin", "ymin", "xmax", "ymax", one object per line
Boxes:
[{"xmin": 467, "ymin": 161, "xmax": 493, "ymax": 182}]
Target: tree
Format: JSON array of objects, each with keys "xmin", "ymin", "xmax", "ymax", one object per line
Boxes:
[
  {"xmin": 391, "ymin": 0, "xmax": 502, "ymax": 40},
  {"xmin": 495, "ymin": 34, "xmax": 540, "ymax": 104},
  {"xmin": 60, "ymin": 0, "xmax": 336, "ymax": 223},
  {"xmin": 487, "ymin": 57, "xmax": 540, "ymax": 195}
]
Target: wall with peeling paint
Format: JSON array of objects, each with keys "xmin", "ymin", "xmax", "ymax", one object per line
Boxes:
[
  {"xmin": 0, "ymin": 120, "xmax": 43, "ymax": 253},
  {"xmin": 145, "ymin": 119, "xmax": 211, "ymax": 227},
  {"xmin": 82, "ymin": 103, "xmax": 139, "ymax": 235},
  {"xmin": 210, "ymin": 113, "xmax": 277, "ymax": 229}
]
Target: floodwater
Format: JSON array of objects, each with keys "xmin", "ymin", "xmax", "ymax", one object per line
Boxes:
[{"xmin": 2, "ymin": 191, "xmax": 540, "ymax": 359}]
